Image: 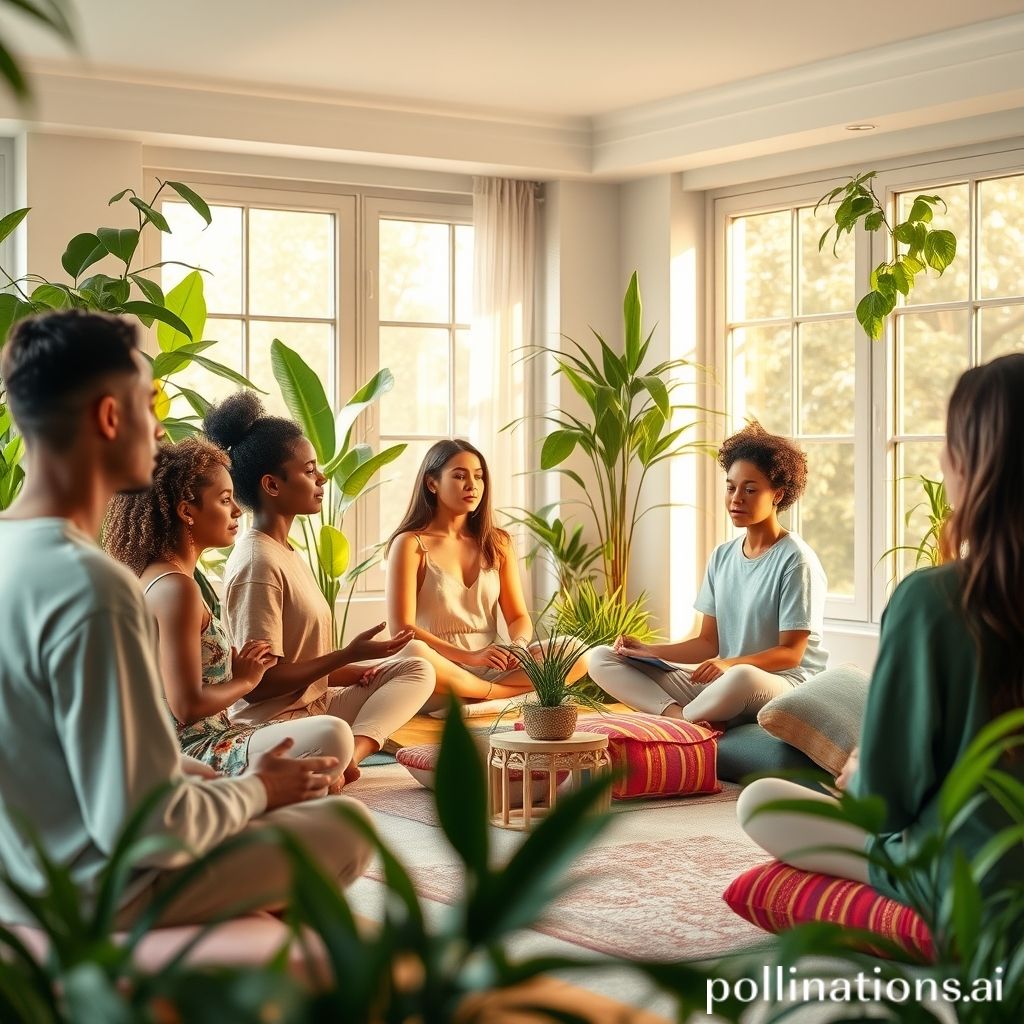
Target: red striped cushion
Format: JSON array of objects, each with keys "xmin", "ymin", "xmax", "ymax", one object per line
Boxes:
[
  {"xmin": 396, "ymin": 743, "xmax": 568, "ymax": 793},
  {"xmin": 723, "ymin": 860, "xmax": 935, "ymax": 962},
  {"xmin": 523, "ymin": 713, "xmax": 720, "ymax": 799}
]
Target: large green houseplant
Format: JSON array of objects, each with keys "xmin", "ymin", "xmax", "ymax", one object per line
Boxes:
[{"xmin": 516, "ymin": 271, "xmax": 715, "ymax": 602}]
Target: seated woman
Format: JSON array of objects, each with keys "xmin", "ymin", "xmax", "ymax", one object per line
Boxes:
[
  {"xmin": 589, "ymin": 422, "xmax": 828, "ymax": 726},
  {"xmin": 737, "ymin": 355, "xmax": 1024, "ymax": 903},
  {"xmin": 204, "ymin": 393, "xmax": 435, "ymax": 782},
  {"xmin": 385, "ymin": 439, "xmax": 587, "ymax": 704},
  {"xmin": 105, "ymin": 437, "xmax": 353, "ymax": 788}
]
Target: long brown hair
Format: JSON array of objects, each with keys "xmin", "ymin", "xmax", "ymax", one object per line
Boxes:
[
  {"xmin": 944, "ymin": 353, "xmax": 1024, "ymax": 718},
  {"xmin": 385, "ymin": 439, "xmax": 510, "ymax": 568},
  {"xmin": 105, "ymin": 438, "xmax": 229, "ymax": 576}
]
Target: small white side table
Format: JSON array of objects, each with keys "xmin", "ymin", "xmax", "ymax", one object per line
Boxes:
[{"xmin": 488, "ymin": 731, "xmax": 611, "ymax": 831}]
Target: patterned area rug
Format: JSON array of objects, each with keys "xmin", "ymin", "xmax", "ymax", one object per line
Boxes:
[{"xmin": 365, "ymin": 834, "xmax": 767, "ymax": 961}]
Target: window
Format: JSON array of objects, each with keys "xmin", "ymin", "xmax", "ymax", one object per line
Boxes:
[
  {"xmin": 363, "ymin": 198, "xmax": 474, "ymax": 552},
  {"xmin": 150, "ymin": 178, "xmax": 475, "ymax": 595},
  {"xmin": 717, "ymin": 150, "xmax": 1024, "ymax": 625}
]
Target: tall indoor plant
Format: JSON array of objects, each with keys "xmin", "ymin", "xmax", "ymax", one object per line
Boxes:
[{"xmin": 517, "ymin": 271, "xmax": 715, "ymax": 601}]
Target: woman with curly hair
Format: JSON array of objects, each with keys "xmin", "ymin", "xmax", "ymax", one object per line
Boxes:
[
  {"xmin": 588, "ymin": 421, "xmax": 829, "ymax": 726},
  {"xmin": 105, "ymin": 437, "xmax": 355, "ymax": 784}
]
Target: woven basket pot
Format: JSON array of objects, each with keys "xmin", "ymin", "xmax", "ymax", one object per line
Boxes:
[{"xmin": 522, "ymin": 702, "xmax": 578, "ymax": 741}]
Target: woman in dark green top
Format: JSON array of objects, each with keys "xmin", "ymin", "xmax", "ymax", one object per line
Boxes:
[{"xmin": 738, "ymin": 353, "xmax": 1024, "ymax": 908}]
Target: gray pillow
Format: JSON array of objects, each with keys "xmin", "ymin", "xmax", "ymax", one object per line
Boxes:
[
  {"xmin": 716, "ymin": 723, "xmax": 820, "ymax": 786},
  {"xmin": 756, "ymin": 663, "xmax": 870, "ymax": 775}
]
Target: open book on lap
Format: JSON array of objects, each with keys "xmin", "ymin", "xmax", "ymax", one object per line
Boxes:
[{"xmin": 624, "ymin": 654, "xmax": 690, "ymax": 673}]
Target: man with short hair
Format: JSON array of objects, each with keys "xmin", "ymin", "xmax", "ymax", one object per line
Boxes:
[{"xmin": 0, "ymin": 310, "xmax": 372, "ymax": 926}]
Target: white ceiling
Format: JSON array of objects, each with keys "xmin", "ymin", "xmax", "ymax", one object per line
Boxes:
[{"xmin": 8, "ymin": 0, "xmax": 1024, "ymax": 120}]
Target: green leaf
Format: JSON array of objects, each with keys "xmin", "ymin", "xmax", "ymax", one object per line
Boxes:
[
  {"xmin": 0, "ymin": 39, "xmax": 30, "ymax": 101},
  {"xmin": 121, "ymin": 301, "xmax": 193, "ymax": 342},
  {"xmin": 856, "ymin": 289, "xmax": 893, "ymax": 341},
  {"xmin": 61, "ymin": 233, "xmax": 107, "ymax": 278},
  {"xmin": 190, "ymin": 353, "xmax": 263, "ymax": 392},
  {"xmin": 901, "ymin": 254, "xmax": 924, "ymax": 274},
  {"xmin": 595, "ymin": 410, "xmax": 623, "ymax": 465},
  {"xmin": 908, "ymin": 197, "xmax": 934, "ymax": 224},
  {"xmin": 270, "ymin": 338, "xmax": 335, "ymax": 463},
  {"xmin": 541, "ymin": 429, "xmax": 579, "ymax": 469},
  {"xmin": 151, "ymin": 340, "xmax": 218, "ymax": 379},
  {"xmin": 864, "ymin": 210, "xmax": 884, "ymax": 232},
  {"xmin": 317, "ymin": 524, "xmax": 350, "ymax": 579},
  {"xmin": 108, "ymin": 188, "xmax": 134, "ymax": 204},
  {"xmin": 129, "ymin": 196, "xmax": 171, "ymax": 233},
  {"xmin": 30, "ymin": 283, "xmax": 73, "ymax": 309},
  {"xmin": 0, "ymin": 294, "xmax": 36, "ymax": 345},
  {"xmin": 890, "ymin": 262, "xmax": 912, "ymax": 296},
  {"xmin": 947, "ymin": 849, "xmax": 982, "ymax": 958},
  {"xmin": 622, "ymin": 270, "xmax": 642, "ymax": 373},
  {"xmin": 639, "ymin": 374, "xmax": 669, "ymax": 417},
  {"xmin": 174, "ymin": 385, "xmax": 212, "ymax": 418},
  {"xmin": 435, "ymin": 696, "xmax": 489, "ymax": 878},
  {"xmin": 96, "ymin": 227, "xmax": 139, "ymax": 266},
  {"xmin": 0, "ymin": 207, "xmax": 29, "ymax": 245},
  {"xmin": 556, "ymin": 361, "xmax": 597, "ymax": 410},
  {"xmin": 924, "ymin": 229, "xmax": 957, "ymax": 274},
  {"xmin": 80, "ymin": 273, "xmax": 131, "ymax": 308},
  {"xmin": 157, "ymin": 270, "xmax": 205, "ymax": 350},
  {"xmin": 129, "ymin": 273, "xmax": 165, "ymax": 306},
  {"xmin": 339, "ymin": 444, "xmax": 405, "ymax": 497},
  {"xmin": 893, "ymin": 222, "xmax": 917, "ymax": 245},
  {"xmin": 597, "ymin": 334, "xmax": 627, "ymax": 390},
  {"xmin": 332, "ymin": 368, "xmax": 395, "ymax": 453},
  {"xmin": 165, "ymin": 180, "xmax": 212, "ymax": 226}
]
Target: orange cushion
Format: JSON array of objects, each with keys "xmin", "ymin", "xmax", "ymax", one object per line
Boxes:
[{"xmin": 723, "ymin": 860, "xmax": 935, "ymax": 962}]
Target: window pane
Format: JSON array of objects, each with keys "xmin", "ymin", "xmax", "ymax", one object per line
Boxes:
[
  {"xmin": 379, "ymin": 326, "xmax": 449, "ymax": 435},
  {"xmin": 455, "ymin": 224, "xmax": 473, "ymax": 325},
  {"xmin": 248, "ymin": 209, "xmax": 334, "ymax": 319},
  {"xmin": 161, "ymin": 202, "xmax": 242, "ymax": 315},
  {"xmin": 249, "ymin": 320, "xmax": 333, "ymax": 421},
  {"xmin": 798, "ymin": 319, "xmax": 855, "ymax": 435},
  {"xmin": 379, "ymin": 438, "xmax": 436, "ymax": 541},
  {"xmin": 798, "ymin": 206, "xmax": 853, "ymax": 315},
  {"xmin": 454, "ymin": 327, "xmax": 473, "ymax": 435},
  {"xmin": 979, "ymin": 304, "xmax": 1024, "ymax": 362},
  {"xmin": 379, "ymin": 220, "xmax": 450, "ymax": 323},
  {"xmin": 166, "ymin": 320, "xmax": 244, "ymax": 412},
  {"xmin": 896, "ymin": 441, "xmax": 945, "ymax": 577},
  {"xmin": 979, "ymin": 174, "xmax": 1024, "ymax": 300},
  {"xmin": 800, "ymin": 442, "xmax": 855, "ymax": 598},
  {"xmin": 731, "ymin": 325, "xmax": 791, "ymax": 433},
  {"xmin": 729, "ymin": 211, "xmax": 791, "ymax": 321},
  {"xmin": 898, "ymin": 310, "xmax": 968, "ymax": 435},
  {"xmin": 899, "ymin": 184, "xmax": 969, "ymax": 306}
]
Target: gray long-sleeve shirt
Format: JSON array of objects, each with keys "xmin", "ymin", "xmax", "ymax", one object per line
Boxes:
[{"xmin": 0, "ymin": 518, "xmax": 266, "ymax": 925}]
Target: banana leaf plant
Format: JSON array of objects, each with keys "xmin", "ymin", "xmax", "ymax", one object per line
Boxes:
[
  {"xmin": 270, "ymin": 338, "xmax": 405, "ymax": 645},
  {"xmin": 510, "ymin": 271, "xmax": 718, "ymax": 599},
  {"xmin": 0, "ymin": 181, "xmax": 256, "ymax": 507}
]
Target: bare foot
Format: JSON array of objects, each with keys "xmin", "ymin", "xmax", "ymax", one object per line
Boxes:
[
  {"xmin": 328, "ymin": 777, "xmax": 346, "ymax": 795},
  {"xmin": 344, "ymin": 761, "xmax": 362, "ymax": 785}
]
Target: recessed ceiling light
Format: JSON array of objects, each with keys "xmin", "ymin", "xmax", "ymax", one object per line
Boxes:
[{"xmin": 846, "ymin": 123, "xmax": 876, "ymax": 131}]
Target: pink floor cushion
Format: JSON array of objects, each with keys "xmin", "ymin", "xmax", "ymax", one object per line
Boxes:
[
  {"xmin": 723, "ymin": 860, "xmax": 935, "ymax": 962},
  {"xmin": 554, "ymin": 713, "xmax": 722, "ymax": 800},
  {"xmin": 396, "ymin": 743, "xmax": 568, "ymax": 804}
]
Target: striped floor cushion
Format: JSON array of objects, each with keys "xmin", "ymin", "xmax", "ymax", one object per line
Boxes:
[
  {"xmin": 551, "ymin": 713, "xmax": 721, "ymax": 800},
  {"xmin": 723, "ymin": 860, "xmax": 935, "ymax": 962}
]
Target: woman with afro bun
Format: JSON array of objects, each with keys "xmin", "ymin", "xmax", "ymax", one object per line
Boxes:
[
  {"xmin": 204, "ymin": 392, "xmax": 434, "ymax": 783},
  {"xmin": 105, "ymin": 437, "xmax": 357, "ymax": 785},
  {"xmin": 588, "ymin": 421, "xmax": 828, "ymax": 727}
]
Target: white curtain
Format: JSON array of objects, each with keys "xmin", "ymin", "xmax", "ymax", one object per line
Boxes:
[{"xmin": 468, "ymin": 177, "xmax": 538, "ymax": 524}]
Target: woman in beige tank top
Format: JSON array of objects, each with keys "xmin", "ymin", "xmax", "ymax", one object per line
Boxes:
[{"xmin": 385, "ymin": 440, "xmax": 588, "ymax": 704}]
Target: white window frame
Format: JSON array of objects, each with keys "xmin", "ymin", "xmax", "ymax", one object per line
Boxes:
[{"xmin": 713, "ymin": 143, "xmax": 1024, "ymax": 628}]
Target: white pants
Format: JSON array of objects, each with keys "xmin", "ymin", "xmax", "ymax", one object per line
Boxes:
[
  {"xmin": 737, "ymin": 777, "xmax": 871, "ymax": 883},
  {"xmin": 587, "ymin": 646, "xmax": 795, "ymax": 725},
  {"xmin": 274, "ymin": 656, "xmax": 434, "ymax": 748},
  {"xmin": 115, "ymin": 796, "xmax": 374, "ymax": 927},
  {"xmin": 246, "ymin": 715, "xmax": 354, "ymax": 784}
]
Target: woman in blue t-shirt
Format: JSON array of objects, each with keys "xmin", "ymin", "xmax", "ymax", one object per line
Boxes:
[{"xmin": 588, "ymin": 422, "xmax": 829, "ymax": 727}]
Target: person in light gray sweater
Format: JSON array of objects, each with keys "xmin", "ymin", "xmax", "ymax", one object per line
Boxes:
[{"xmin": 0, "ymin": 311, "xmax": 371, "ymax": 927}]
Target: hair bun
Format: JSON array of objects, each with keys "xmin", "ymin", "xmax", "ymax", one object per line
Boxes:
[{"xmin": 203, "ymin": 391, "xmax": 266, "ymax": 451}]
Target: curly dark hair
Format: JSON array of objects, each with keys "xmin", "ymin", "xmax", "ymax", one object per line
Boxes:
[
  {"xmin": 203, "ymin": 391, "xmax": 303, "ymax": 511},
  {"xmin": 104, "ymin": 438, "xmax": 229, "ymax": 576},
  {"xmin": 717, "ymin": 421, "xmax": 807, "ymax": 512}
]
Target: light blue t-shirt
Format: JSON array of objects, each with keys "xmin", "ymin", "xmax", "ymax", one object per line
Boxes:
[{"xmin": 694, "ymin": 532, "xmax": 829, "ymax": 684}]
